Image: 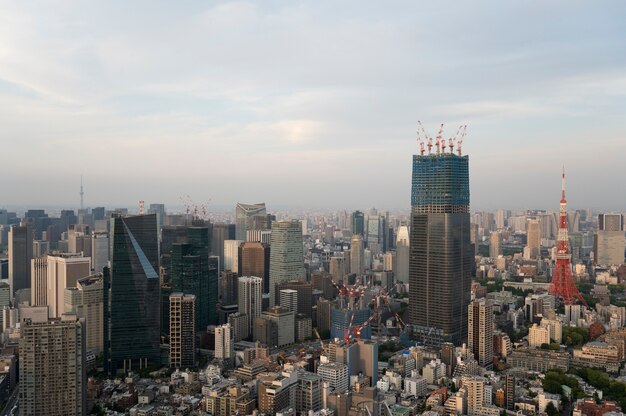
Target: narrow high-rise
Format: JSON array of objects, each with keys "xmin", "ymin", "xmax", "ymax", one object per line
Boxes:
[
  {"xmin": 238, "ymin": 276, "xmax": 263, "ymax": 335},
  {"xmin": 8, "ymin": 224, "xmax": 33, "ymax": 297},
  {"xmin": 468, "ymin": 299, "xmax": 494, "ymax": 369},
  {"xmin": 395, "ymin": 226, "xmax": 409, "ymax": 283},
  {"xmin": 169, "ymin": 293, "xmax": 195, "ymax": 369},
  {"xmin": 19, "ymin": 314, "xmax": 86, "ymax": 416},
  {"xmin": 409, "ymin": 138, "xmax": 472, "ymax": 346},
  {"xmin": 350, "ymin": 234, "xmax": 364, "ymax": 276},
  {"xmin": 269, "ymin": 220, "xmax": 304, "ymax": 307},
  {"xmin": 239, "ymin": 241, "xmax": 270, "ymax": 293},
  {"xmin": 106, "ymin": 214, "xmax": 160, "ymax": 375}
]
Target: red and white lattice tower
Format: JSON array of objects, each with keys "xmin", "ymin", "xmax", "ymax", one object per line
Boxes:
[{"xmin": 548, "ymin": 169, "xmax": 587, "ymax": 306}]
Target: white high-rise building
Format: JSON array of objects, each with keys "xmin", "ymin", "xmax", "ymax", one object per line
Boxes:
[
  {"xmin": 395, "ymin": 226, "xmax": 409, "ymax": 283},
  {"xmin": 238, "ymin": 276, "xmax": 263, "ymax": 334},
  {"xmin": 223, "ymin": 240, "xmax": 243, "ymax": 273},
  {"xmin": 91, "ymin": 231, "xmax": 109, "ymax": 273},
  {"xmin": 215, "ymin": 323, "xmax": 234, "ymax": 361},
  {"xmin": 46, "ymin": 254, "xmax": 91, "ymax": 318},
  {"xmin": 528, "ymin": 323, "xmax": 550, "ymax": 347},
  {"xmin": 269, "ymin": 220, "xmax": 304, "ymax": 307}
]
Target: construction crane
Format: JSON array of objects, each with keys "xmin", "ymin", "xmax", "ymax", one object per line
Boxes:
[
  {"xmin": 435, "ymin": 123, "xmax": 444, "ymax": 154},
  {"xmin": 139, "ymin": 200, "xmax": 145, "ymax": 215},
  {"xmin": 313, "ymin": 328, "xmax": 328, "ymax": 355},
  {"xmin": 344, "ymin": 313, "xmax": 355, "ymax": 344},
  {"xmin": 457, "ymin": 125, "xmax": 467, "ymax": 155}
]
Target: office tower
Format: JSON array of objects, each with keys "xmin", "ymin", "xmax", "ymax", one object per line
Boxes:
[
  {"xmin": 68, "ymin": 225, "xmax": 92, "ymax": 258},
  {"xmin": 489, "ymin": 231, "xmax": 501, "ymax": 259},
  {"xmin": 92, "ymin": 207, "xmax": 105, "ymax": 222},
  {"xmin": 316, "ymin": 298, "xmax": 334, "ymax": 331},
  {"xmin": 8, "ymin": 224, "xmax": 33, "ymax": 296},
  {"xmin": 33, "ymin": 240, "xmax": 49, "ymax": 258},
  {"xmin": 269, "ymin": 220, "xmax": 304, "ymax": 307},
  {"xmin": 147, "ymin": 203, "xmax": 166, "ymax": 235},
  {"xmin": 595, "ymin": 212, "xmax": 626, "ymax": 265},
  {"xmin": 440, "ymin": 342, "xmax": 456, "ymax": 377},
  {"xmin": 317, "ymin": 362, "xmax": 349, "ymax": 393},
  {"xmin": 46, "ymin": 253, "xmax": 91, "ymax": 318},
  {"xmin": 235, "ymin": 203, "xmax": 267, "ymax": 241},
  {"xmin": 211, "ymin": 222, "xmax": 235, "ymax": 271},
  {"xmin": 19, "ymin": 314, "xmax": 86, "ymax": 416},
  {"xmin": 329, "ymin": 256, "xmax": 348, "ymax": 283},
  {"xmin": 505, "ymin": 375, "xmax": 516, "ymax": 410},
  {"xmin": 262, "ymin": 306, "xmax": 295, "ymax": 347},
  {"xmin": 495, "ymin": 209, "xmax": 506, "ymax": 229},
  {"xmin": 599, "ymin": 213, "xmax": 624, "ymax": 231},
  {"xmin": 0, "ymin": 282, "xmax": 9, "ymax": 329},
  {"xmin": 548, "ymin": 171, "xmax": 587, "ymax": 305},
  {"xmin": 170, "ymin": 227, "xmax": 213, "ymax": 332},
  {"xmin": 215, "ymin": 323, "xmax": 234, "ymax": 362},
  {"xmin": 297, "ymin": 372, "xmax": 323, "ymax": 414},
  {"xmin": 279, "ymin": 289, "xmax": 298, "ymax": 313},
  {"xmin": 228, "ymin": 312, "xmax": 249, "ymax": 342},
  {"xmin": 91, "ymin": 231, "xmax": 109, "ymax": 273},
  {"xmin": 350, "ymin": 234, "xmax": 364, "ymax": 276},
  {"xmin": 220, "ymin": 270, "xmax": 239, "ymax": 306},
  {"xmin": 331, "ymin": 307, "xmax": 371, "ymax": 340},
  {"xmin": 526, "ymin": 219, "xmax": 541, "ymax": 259},
  {"xmin": 246, "ymin": 229, "xmax": 272, "ymax": 243},
  {"xmin": 367, "ymin": 215, "xmax": 382, "ymax": 254},
  {"xmin": 208, "ymin": 256, "xmax": 219, "ymax": 325},
  {"xmin": 351, "ymin": 211, "xmax": 365, "ymax": 236},
  {"xmin": 276, "ymin": 280, "xmax": 313, "ymax": 318},
  {"xmin": 64, "ymin": 274, "xmax": 104, "ymax": 355},
  {"xmin": 239, "ymin": 241, "xmax": 270, "ymax": 293},
  {"xmin": 238, "ymin": 276, "xmax": 263, "ymax": 335},
  {"xmin": 224, "ymin": 240, "xmax": 243, "ymax": 273},
  {"xmin": 409, "ymin": 144, "xmax": 472, "ymax": 346},
  {"xmin": 169, "ymin": 293, "xmax": 196, "ymax": 369},
  {"xmin": 468, "ymin": 299, "xmax": 494, "ymax": 368},
  {"xmin": 31, "ymin": 256, "xmax": 48, "ymax": 307},
  {"xmin": 396, "ymin": 226, "xmax": 410, "ymax": 283},
  {"xmin": 107, "ymin": 214, "xmax": 160, "ymax": 375}
]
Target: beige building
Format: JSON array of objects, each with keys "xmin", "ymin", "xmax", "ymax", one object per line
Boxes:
[
  {"xmin": 64, "ymin": 274, "xmax": 104, "ymax": 355},
  {"xmin": 489, "ymin": 232, "xmax": 501, "ymax": 259},
  {"xmin": 262, "ymin": 306, "xmax": 295, "ymax": 347},
  {"xmin": 31, "ymin": 256, "xmax": 48, "ymax": 307},
  {"xmin": 528, "ymin": 323, "xmax": 550, "ymax": 348},
  {"xmin": 350, "ymin": 234, "xmax": 364, "ymax": 276},
  {"xmin": 19, "ymin": 314, "xmax": 86, "ymax": 416},
  {"xmin": 46, "ymin": 253, "xmax": 91, "ymax": 318},
  {"xmin": 169, "ymin": 293, "xmax": 195, "ymax": 369},
  {"xmin": 468, "ymin": 299, "xmax": 494, "ymax": 368},
  {"xmin": 526, "ymin": 219, "xmax": 541, "ymax": 259},
  {"xmin": 540, "ymin": 317, "xmax": 563, "ymax": 344}
]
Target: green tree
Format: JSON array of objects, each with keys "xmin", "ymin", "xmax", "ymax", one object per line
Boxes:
[{"xmin": 545, "ymin": 402, "xmax": 560, "ymax": 416}]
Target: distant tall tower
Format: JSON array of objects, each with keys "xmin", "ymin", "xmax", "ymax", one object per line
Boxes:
[
  {"xmin": 409, "ymin": 126, "xmax": 472, "ymax": 346},
  {"xmin": 269, "ymin": 220, "xmax": 304, "ymax": 307},
  {"xmin": 489, "ymin": 231, "xmax": 501, "ymax": 259},
  {"xmin": 235, "ymin": 203, "xmax": 267, "ymax": 241},
  {"xmin": 350, "ymin": 234, "xmax": 364, "ymax": 276},
  {"xmin": 80, "ymin": 175, "xmax": 84, "ymax": 210},
  {"xmin": 548, "ymin": 169, "xmax": 587, "ymax": 306}
]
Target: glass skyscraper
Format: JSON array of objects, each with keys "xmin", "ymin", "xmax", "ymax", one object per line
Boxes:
[
  {"xmin": 106, "ymin": 214, "xmax": 160, "ymax": 375},
  {"xmin": 409, "ymin": 153, "xmax": 472, "ymax": 347}
]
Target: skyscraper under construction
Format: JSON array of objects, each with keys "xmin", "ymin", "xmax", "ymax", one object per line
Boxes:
[{"xmin": 409, "ymin": 133, "xmax": 472, "ymax": 346}]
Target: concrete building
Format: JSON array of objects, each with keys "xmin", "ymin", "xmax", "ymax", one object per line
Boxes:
[
  {"xmin": 317, "ymin": 362, "xmax": 349, "ymax": 393},
  {"xmin": 215, "ymin": 323, "xmax": 234, "ymax": 362},
  {"xmin": 238, "ymin": 276, "xmax": 263, "ymax": 336},
  {"xmin": 396, "ymin": 226, "xmax": 410, "ymax": 283},
  {"xmin": 594, "ymin": 230, "xmax": 625, "ymax": 265},
  {"xmin": 489, "ymin": 232, "xmax": 501, "ymax": 259},
  {"xmin": 262, "ymin": 307, "xmax": 295, "ymax": 347},
  {"xmin": 329, "ymin": 256, "xmax": 348, "ymax": 283},
  {"xmin": 46, "ymin": 253, "xmax": 91, "ymax": 318},
  {"xmin": 223, "ymin": 240, "xmax": 243, "ymax": 274},
  {"xmin": 528, "ymin": 323, "xmax": 550, "ymax": 348},
  {"xmin": 468, "ymin": 299, "xmax": 494, "ymax": 368},
  {"xmin": 64, "ymin": 274, "xmax": 104, "ymax": 355},
  {"xmin": 276, "ymin": 280, "xmax": 312, "ymax": 318},
  {"xmin": 228, "ymin": 312, "xmax": 249, "ymax": 342},
  {"xmin": 269, "ymin": 220, "xmax": 304, "ymax": 307},
  {"xmin": 30, "ymin": 256, "xmax": 48, "ymax": 307},
  {"xmin": 350, "ymin": 234, "xmax": 364, "ymax": 276},
  {"xmin": 19, "ymin": 314, "xmax": 86, "ymax": 416},
  {"xmin": 169, "ymin": 293, "xmax": 196, "ymax": 369},
  {"xmin": 540, "ymin": 317, "xmax": 563, "ymax": 344},
  {"xmin": 279, "ymin": 289, "xmax": 298, "ymax": 314},
  {"xmin": 91, "ymin": 231, "xmax": 109, "ymax": 273},
  {"xmin": 526, "ymin": 219, "xmax": 542, "ymax": 259}
]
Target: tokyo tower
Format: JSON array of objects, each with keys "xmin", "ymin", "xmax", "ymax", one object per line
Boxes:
[{"xmin": 548, "ymin": 169, "xmax": 587, "ymax": 306}]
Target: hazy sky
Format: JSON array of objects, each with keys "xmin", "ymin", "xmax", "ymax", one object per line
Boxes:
[{"xmin": 1, "ymin": 1, "xmax": 625, "ymax": 211}]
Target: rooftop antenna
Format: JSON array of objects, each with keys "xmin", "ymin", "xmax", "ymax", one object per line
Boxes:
[{"xmin": 80, "ymin": 175, "xmax": 84, "ymax": 210}]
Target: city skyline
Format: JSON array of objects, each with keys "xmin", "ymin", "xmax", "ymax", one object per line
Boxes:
[{"xmin": 1, "ymin": 2, "xmax": 626, "ymax": 210}]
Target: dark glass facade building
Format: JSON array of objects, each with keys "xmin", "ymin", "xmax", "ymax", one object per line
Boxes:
[
  {"xmin": 170, "ymin": 227, "xmax": 211, "ymax": 332},
  {"xmin": 409, "ymin": 153, "xmax": 472, "ymax": 346},
  {"xmin": 107, "ymin": 214, "xmax": 160, "ymax": 375}
]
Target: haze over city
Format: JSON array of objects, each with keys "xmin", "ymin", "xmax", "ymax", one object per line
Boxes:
[{"xmin": 1, "ymin": 1, "xmax": 626, "ymax": 210}]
